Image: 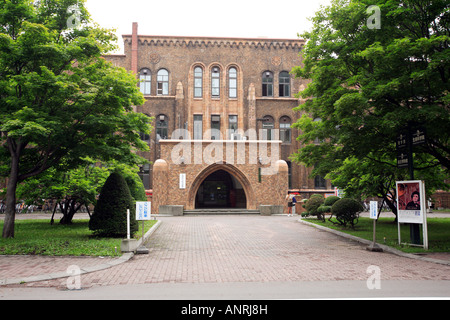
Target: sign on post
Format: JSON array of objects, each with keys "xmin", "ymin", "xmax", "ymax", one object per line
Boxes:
[
  {"xmin": 369, "ymin": 201, "xmax": 378, "ymax": 220},
  {"xmin": 135, "ymin": 202, "xmax": 151, "ymax": 255},
  {"xmin": 396, "ymin": 180, "xmax": 428, "ymax": 249},
  {"xmin": 136, "ymin": 201, "xmax": 151, "ymax": 221},
  {"xmin": 411, "ymin": 127, "xmax": 426, "ymax": 146},
  {"xmin": 366, "ymin": 201, "xmax": 383, "ymax": 252}
]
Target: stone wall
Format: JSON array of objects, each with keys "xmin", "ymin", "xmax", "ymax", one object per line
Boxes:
[{"xmin": 152, "ymin": 140, "xmax": 288, "ymax": 213}]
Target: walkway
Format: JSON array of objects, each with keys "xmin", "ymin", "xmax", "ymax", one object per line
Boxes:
[{"xmin": 1, "ymin": 215, "xmax": 449, "ymax": 293}]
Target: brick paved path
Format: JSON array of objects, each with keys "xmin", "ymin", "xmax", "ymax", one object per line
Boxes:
[{"xmin": 1, "ymin": 215, "xmax": 449, "ymax": 289}]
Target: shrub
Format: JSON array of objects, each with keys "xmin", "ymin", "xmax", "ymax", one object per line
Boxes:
[
  {"xmin": 324, "ymin": 196, "xmax": 340, "ymax": 206},
  {"xmin": 89, "ymin": 172, "xmax": 138, "ymax": 237},
  {"xmin": 331, "ymin": 198, "xmax": 363, "ymax": 228},
  {"xmin": 317, "ymin": 205, "xmax": 331, "ymax": 214},
  {"xmin": 317, "ymin": 196, "xmax": 341, "ymax": 217},
  {"xmin": 124, "ymin": 173, "xmax": 147, "ymax": 201},
  {"xmin": 305, "ymin": 194, "xmax": 325, "ymax": 221}
]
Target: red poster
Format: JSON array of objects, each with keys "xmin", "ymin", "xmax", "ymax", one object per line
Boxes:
[{"xmin": 397, "ymin": 182, "xmax": 421, "ymax": 211}]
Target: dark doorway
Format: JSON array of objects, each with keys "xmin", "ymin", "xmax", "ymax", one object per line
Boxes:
[{"xmin": 195, "ymin": 170, "xmax": 246, "ymax": 209}]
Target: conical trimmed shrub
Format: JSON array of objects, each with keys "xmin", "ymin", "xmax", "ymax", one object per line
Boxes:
[{"xmin": 89, "ymin": 172, "xmax": 138, "ymax": 237}]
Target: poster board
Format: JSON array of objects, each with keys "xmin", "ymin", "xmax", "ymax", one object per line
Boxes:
[{"xmin": 395, "ymin": 180, "xmax": 428, "ymax": 249}]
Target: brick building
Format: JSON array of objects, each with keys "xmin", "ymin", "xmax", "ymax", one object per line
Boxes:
[{"xmin": 105, "ymin": 23, "xmax": 335, "ymax": 214}]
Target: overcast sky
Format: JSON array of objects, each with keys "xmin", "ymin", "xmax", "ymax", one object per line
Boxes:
[{"xmin": 85, "ymin": 0, "xmax": 332, "ymax": 53}]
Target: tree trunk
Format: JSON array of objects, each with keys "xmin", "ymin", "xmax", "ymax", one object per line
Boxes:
[
  {"xmin": 2, "ymin": 155, "xmax": 19, "ymax": 238},
  {"xmin": 59, "ymin": 199, "xmax": 80, "ymax": 225},
  {"xmin": 382, "ymin": 194, "xmax": 398, "ymax": 223}
]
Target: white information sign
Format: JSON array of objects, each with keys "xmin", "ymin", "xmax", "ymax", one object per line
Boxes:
[
  {"xmin": 179, "ymin": 173, "xmax": 186, "ymax": 189},
  {"xmin": 369, "ymin": 201, "xmax": 378, "ymax": 220},
  {"xmin": 136, "ymin": 201, "xmax": 151, "ymax": 221}
]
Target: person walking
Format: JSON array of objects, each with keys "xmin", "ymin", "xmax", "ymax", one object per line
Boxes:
[
  {"xmin": 286, "ymin": 193, "xmax": 296, "ymax": 216},
  {"xmin": 291, "ymin": 195, "xmax": 297, "ymax": 216}
]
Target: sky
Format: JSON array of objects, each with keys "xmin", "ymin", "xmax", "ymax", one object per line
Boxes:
[{"xmin": 84, "ymin": 0, "xmax": 332, "ymax": 53}]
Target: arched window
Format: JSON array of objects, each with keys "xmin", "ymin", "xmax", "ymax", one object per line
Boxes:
[
  {"xmin": 139, "ymin": 68, "xmax": 151, "ymax": 95},
  {"xmin": 194, "ymin": 66, "xmax": 203, "ymax": 98},
  {"xmin": 157, "ymin": 69, "xmax": 169, "ymax": 95},
  {"xmin": 156, "ymin": 114, "xmax": 168, "ymax": 142},
  {"xmin": 280, "ymin": 116, "xmax": 292, "ymax": 143},
  {"xmin": 279, "ymin": 71, "xmax": 290, "ymax": 97},
  {"xmin": 262, "ymin": 71, "xmax": 273, "ymax": 97},
  {"xmin": 228, "ymin": 67, "xmax": 237, "ymax": 98},
  {"xmin": 262, "ymin": 115, "xmax": 274, "ymax": 140},
  {"xmin": 211, "ymin": 66, "xmax": 220, "ymax": 97}
]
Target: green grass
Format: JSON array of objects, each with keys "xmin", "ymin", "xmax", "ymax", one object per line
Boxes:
[
  {"xmin": 302, "ymin": 216, "xmax": 450, "ymax": 253},
  {"xmin": 0, "ymin": 219, "xmax": 157, "ymax": 257}
]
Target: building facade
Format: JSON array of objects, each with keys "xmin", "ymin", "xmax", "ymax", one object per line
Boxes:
[{"xmin": 105, "ymin": 23, "xmax": 334, "ymax": 213}]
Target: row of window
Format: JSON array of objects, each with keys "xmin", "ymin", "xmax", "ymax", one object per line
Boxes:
[
  {"xmin": 263, "ymin": 71, "xmax": 291, "ymax": 97},
  {"xmin": 150, "ymin": 114, "xmax": 292, "ymax": 143},
  {"xmin": 139, "ymin": 68, "xmax": 291, "ymax": 98},
  {"xmin": 140, "ymin": 68, "xmax": 169, "ymax": 95}
]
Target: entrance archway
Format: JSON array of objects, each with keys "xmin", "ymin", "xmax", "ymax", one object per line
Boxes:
[
  {"xmin": 187, "ymin": 163, "xmax": 256, "ymax": 210},
  {"xmin": 195, "ymin": 170, "xmax": 246, "ymax": 209}
]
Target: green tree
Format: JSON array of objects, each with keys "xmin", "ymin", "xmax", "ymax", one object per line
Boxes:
[
  {"xmin": 292, "ymin": 0, "xmax": 449, "ymax": 207},
  {"xmin": 0, "ymin": 0, "xmax": 149, "ymax": 238},
  {"xmin": 108, "ymin": 161, "xmax": 148, "ymax": 202},
  {"xmin": 14, "ymin": 159, "xmax": 149, "ymax": 225},
  {"xmin": 15, "ymin": 158, "xmax": 110, "ymax": 224},
  {"xmin": 89, "ymin": 172, "xmax": 138, "ymax": 237}
]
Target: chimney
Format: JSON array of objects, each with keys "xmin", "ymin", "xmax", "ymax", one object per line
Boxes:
[{"xmin": 131, "ymin": 22, "xmax": 138, "ymax": 75}]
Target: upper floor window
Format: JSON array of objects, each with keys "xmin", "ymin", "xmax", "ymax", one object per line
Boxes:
[
  {"xmin": 314, "ymin": 162, "xmax": 327, "ymax": 189},
  {"xmin": 193, "ymin": 115, "xmax": 203, "ymax": 140},
  {"xmin": 262, "ymin": 71, "xmax": 273, "ymax": 97},
  {"xmin": 156, "ymin": 114, "xmax": 168, "ymax": 142},
  {"xmin": 313, "ymin": 118, "xmax": 323, "ymax": 144},
  {"xmin": 262, "ymin": 115, "xmax": 275, "ymax": 140},
  {"xmin": 211, "ymin": 115, "xmax": 221, "ymax": 140},
  {"xmin": 228, "ymin": 67, "xmax": 237, "ymax": 98},
  {"xmin": 157, "ymin": 69, "xmax": 169, "ymax": 95},
  {"xmin": 279, "ymin": 71, "xmax": 290, "ymax": 97},
  {"xmin": 194, "ymin": 67, "xmax": 203, "ymax": 98},
  {"xmin": 139, "ymin": 68, "xmax": 151, "ymax": 95},
  {"xmin": 280, "ymin": 116, "xmax": 292, "ymax": 143},
  {"xmin": 314, "ymin": 175, "xmax": 327, "ymax": 189},
  {"xmin": 138, "ymin": 163, "xmax": 150, "ymax": 189},
  {"xmin": 228, "ymin": 115, "xmax": 238, "ymax": 139},
  {"xmin": 211, "ymin": 67, "xmax": 220, "ymax": 98}
]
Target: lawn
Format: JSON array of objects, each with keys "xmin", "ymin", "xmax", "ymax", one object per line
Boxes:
[
  {"xmin": 0, "ymin": 219, "xmax": 158, "ymax": 256},
  {"xmin": 302, "ymin": 216, "xmax": 450, "ymax": 253}
]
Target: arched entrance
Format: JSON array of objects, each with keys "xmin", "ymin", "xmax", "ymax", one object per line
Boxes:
[
  {"xmin": 187, "ymin": 163, "xmax": 256, "ymax": 210},
  {"xmin": 195, "ymin": 170, "xmax": 246, "ymax": 209}
]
